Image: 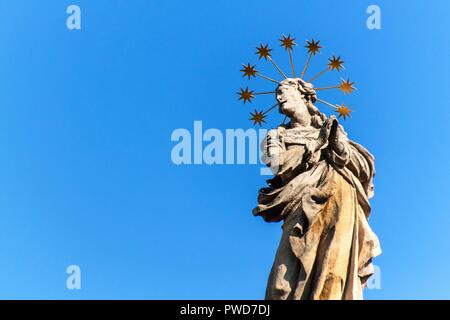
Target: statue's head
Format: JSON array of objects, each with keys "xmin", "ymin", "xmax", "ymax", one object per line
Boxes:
[{"xmin": 276, "ymin": 78, "xmax": 324, "ymax": 127}]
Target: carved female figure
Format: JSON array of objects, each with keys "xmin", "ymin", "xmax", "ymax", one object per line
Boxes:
[{"xmin": 253, "ymin": 78, "xmax": 381, "ymax": 300}]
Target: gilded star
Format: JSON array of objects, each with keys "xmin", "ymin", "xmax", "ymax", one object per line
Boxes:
[
  {"xmin": 238, "ymin": 87, "xmax": 255, "ymax": 103},
  {"xmin": 280, "ymin": 34, "xmax": 296, "ymax": 50},
  {"xmin": 328, "ymin": 56, "xmax": 344, "ymax": 72},
  {"xmin": 335, "ymin": 103, "xmax": 352, "ymax": 120},
  {"xmin": 339, "ymin": 78, "xmax": 356, "ymax": 94},
  {"xmin": 305, "ymin": 39, "xmax": 322, "ymax": 55},
  {"xmin": 240, "ymin": 63, "xmax": 257, "ymax": 79},
  {"xmin": 256, "ymin": 44, "xmax": 272, "ymax": 60},
  {"xmin": 249, "ymin": 110, "xmax": 266, "ymax": 126}
]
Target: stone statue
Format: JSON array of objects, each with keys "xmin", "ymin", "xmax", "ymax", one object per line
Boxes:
[{"xmin": 253, "ymin": 78, "xmax": 381, "ymax": 300}]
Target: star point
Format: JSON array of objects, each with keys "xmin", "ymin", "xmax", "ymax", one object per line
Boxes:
[
  {"xmin": 240, "ymin": 63, "xmax": 257, "ymax": 79},
  {"xmin": 339, "ymin": 78, "xmax": 356, "ymax": 94},
  {"xmin": 249, "ymin": 110, "xmax": 266, "ymax": 126},
  {"xmin": 336, "ymin": 103, "xmax": 352, "ymax": 120},
  {"xmin": 328, "ymin": 56, "xmax": 344, "ymax": 72},
  {"xmin": 256, "ymin": 44, "xmax": 272, "ymax": 60},
  {"xmin": 238, "ymin": 87, "xmax": 255, "ymax": 103},
  {"xmin": 280, "ymin": 34, "xmax": 296, "ymax": 50},
  {"xmin": 305, "ymin": 39, "xmax": 322, "ymax": 55}
]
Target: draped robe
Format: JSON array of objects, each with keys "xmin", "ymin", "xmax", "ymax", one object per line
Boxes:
[{"xmin": 253, "ymin": 118, "xmax": 381, "ymax": 300}]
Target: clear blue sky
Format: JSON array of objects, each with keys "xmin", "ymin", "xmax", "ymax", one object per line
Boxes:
[{"xmin": 0, "ymin": 0, "xmax": 449, "ymax": 299}]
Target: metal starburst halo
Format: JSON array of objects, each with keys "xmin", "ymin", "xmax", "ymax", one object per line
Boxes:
[{"xmin": 238, "ymin": 34, "xmax": 359, "ymax": 126}]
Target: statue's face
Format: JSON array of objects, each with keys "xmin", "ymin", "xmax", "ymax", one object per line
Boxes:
[{"xmin": 276, "ymin": 78, "xmax": 306, "ymax": 117}]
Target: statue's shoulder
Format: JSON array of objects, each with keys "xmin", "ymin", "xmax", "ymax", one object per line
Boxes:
[
  {"xmin": 267, "ymin": 124, "xmax": 289, "ymax": 137},
  {"xmin": 274, "ymin": 123, "xmax": 292, "ymax": 134}
]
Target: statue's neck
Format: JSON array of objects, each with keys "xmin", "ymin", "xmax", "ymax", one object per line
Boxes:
[
  {"xmin": 290, "ymin": 114, "xmax": 312, "ymax": 128},
  {"xmin": 290, "ymin": 101, "xmax": 312, "ymax": 127}
]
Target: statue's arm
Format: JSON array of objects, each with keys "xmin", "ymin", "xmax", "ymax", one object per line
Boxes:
[
  {"xmin": 262, "ymin": 128, "xmax": 286, "ymax": 168},
  {"xmin": 325, "ymin": 116, "xmax": 375, "ymax": 188}
]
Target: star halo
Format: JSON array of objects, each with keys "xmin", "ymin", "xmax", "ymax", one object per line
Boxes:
[{"xmin": 238, "ymin": 35, "xmax": 359, "ymax": 126}]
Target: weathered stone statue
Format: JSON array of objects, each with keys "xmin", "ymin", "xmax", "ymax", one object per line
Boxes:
[{"xmin": 253, "ymin": 78, "xmax": 381, "ymax": 300}]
